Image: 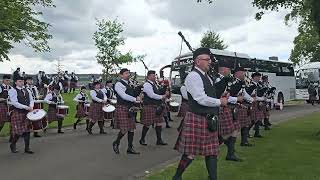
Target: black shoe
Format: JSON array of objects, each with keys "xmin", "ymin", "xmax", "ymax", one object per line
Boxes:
[
  {"xmin": 73, "ymin": 123, "xmax": 77, "ymax": 130},
  {"xmin": 100, "ymin": 131, "xmax": 107, "ymax": 134},
  {"xmin": 254, "ymin": 134, "xmax": 263, "ymax": 138},
  {"xmin": 127, "ymin": 147, "xmax": 140, "ymax": 155},
  {"xmin": 87, "ymin": 128, "xmax": 93, "ymax": 135},
  {"xmin": 112, "ymin": 142, "xmax": 120, "ymax": 154},
  {"xmin": 24, "ymin": 149, "xmax": 34, "ymax": 154},
  {"xmin": 166, "ymin": 125, "xmax": 171, "ymax": 128},
  {"xmin": 139, "ymin": 139, "xmax": 147, "ymax": 146},
  {"xmin": 10, "ymin": 144, "xmax": 18, "ymax": 153},
  {"xmin": 226, "ymin": 155, "xmax": 243, "ymax": 162},
  {"xmin": 34, "ymin": 133, "xmax": 41, "ymax": 138},
  {"xmin": 156, "ymin": 140, "xmax": 168, "ymax": 146},
  {"xmin": 169, "ymin": 119, "xmax": 173, "ymax": 122},
  {"xmin": 58, "ymin": 130, "xmax": 64, "ymax": 134},
  {"xmin": 240, "ymin": 142, "xmax": 253, "ymax": 147}
]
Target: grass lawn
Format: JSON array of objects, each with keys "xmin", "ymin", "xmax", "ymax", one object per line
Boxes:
[{"xmin": 148, "ymin": 112, "xmax": 320, "ymax": 180}]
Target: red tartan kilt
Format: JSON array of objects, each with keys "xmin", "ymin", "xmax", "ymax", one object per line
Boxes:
[
  {"xmin": 70, "ymin": 82, "xmax": 77, "ymax": 88},
  {"xmin": 114, "ymin": 105, "xmax": 135, "ymax": 132},
  {"xmin": 141, "ymin": 105, "xmax": 164, "ymax": 126},
  {"xmin": 254, "ymin": 102, "xmax": 265, "ymax": 121},
  {"xmin": 237, "ymin": 105, "xmax": 251, "ymax": 128},
  {"xmin": 89, "ymin": 102, "xmax": 104, "ymax": 123},
  {"xmin": 177, "ymin": 101, "xmax": 188, "ymax": 117},
  {"xmin": 218, "ymin": 107, "xmax": 239, "ymax": 136},
  {"xmin": 174, "ymin": 112, "xmax": 219, "ymax": 156},
  {"xmin": 0, "ymin": 103, "xmax": 9, "ymax": 122},
  {"xmin": 47, "ymin": 106, "xmax": 64, "ymax": 122},
  {"xmin": 75, "ymin": 104, "xmax": 86, "ymax": 118},
  {"xmin": 10, "ymin": 110, "xmax": 30, "ymax": 135}
]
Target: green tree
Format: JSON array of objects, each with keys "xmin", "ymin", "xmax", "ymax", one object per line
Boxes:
[
  {"xmin": 0, "ymin": 0, "xmax": 55, "ymax": 61},
  {"xmin": 93, "ymin": 19, "xmax": 145, "ymax": 80},
  {"xmin": 200, "ymin": 30, "xmax": 228, "ymax": 50}
]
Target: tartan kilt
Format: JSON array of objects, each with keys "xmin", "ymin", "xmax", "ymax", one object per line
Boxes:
[
  {"xmin": 163, "ymin": 103, "xmax": 169, "ymax": 117},
  {"xmin": 10, "ymin": 110, "xmax": 30, "ymax": 135},
  {"xmin": 218, "ymin": 106, "xmax": 240, "ymax": 136},
  {"xmin": 47, "ymin": 106, "xmax": 64, "ymax": 122},
  {"xmin": 255, "ymin": 102, "xmax": 265, "ymax": 121},
  {"xmin": 75, "ymin": 103, "xmax": 86, "ymax": 118},
  {"xmin": 237, "ymin": 105, "xmax": 251, "ymax": 128},
  {"xmin": 0, "ymin": 103, "xmax": 9, "ymax": 122},
  {"xmin": 141, "ymin": 104, "xmax": 164, "ymax": 126},
  {"xmin": 89, "ymin": 102, "xmax": 104, "ymax": 123},
  {"xmin": 177, "ymin": 101, "xmax": 188, "ymax": 117},
  {"xmin": 114, "ymin": 105, "xmax": 135, "ymax": 132},
  {"xmin": 70, "ymin": 82, "xmax": 77, "ymax": 89},
  {"xmin": 174, "ymin": 111, "xmax": 219, "ymax": 156},
  {"xmin": 263, "ymin": 102, "xmax": 270, "ymax": 118}
]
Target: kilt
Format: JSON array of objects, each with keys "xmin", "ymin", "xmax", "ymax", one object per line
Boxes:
[
  {"xmin": 163, "ymin": 103, "xmax": 169, "ymax": 117},
  {"xmin": 47, "ymin": 106, "xmax": 64, "ymax": 122},
  {"xmin": 114, "ymin": 105, "xmax": 135, "ymax": 132},
  {"xmin": 89, "ymin": 102, "xmax": 104, "ymax": 123},
  {"xmin": 141, "ymin": 104, "xmax": 164, "ymax": 126},
  {"xmin": 218, "ymin": 106, "xmax": 240, "ymax": 136},
  {"xmin": 254, "ymin": 101, "xmax": 265, "ymax": 121},
  {"xmin": 75, "ymin": 103, "xmax": 86, "ymax": 118},
  {"xmin": 0, "ymin": 103, "xmax": 9, "ymax": 122},
  {"xmin": 177, "ymin": 101, "xmax": 188, "ymax": 117},
  {"xmin": 70, "ymin": 82, "xmax": 77, "ymax": 89},
  {"xmin": 174, "ymin": 111, "xmax": 219, "ymax": 156},
  {"xmin": 10, "ymin": 110, "xmax": 30, "ymax": 135},
  {"xmin": 237, "ymin": 105, "xmax": 251, "ymax": 128},
  {"xmin": 263, "ymin": 102, "xmax": 270, "ymax": 118}
]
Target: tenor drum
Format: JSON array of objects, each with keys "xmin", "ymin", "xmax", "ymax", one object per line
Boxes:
[
  {"xmin": 57, "ymin": 105, "xmax": 69, "ymax": 116},
  {"xmin": 34, "ymin": 100, "xmax": 45, "ymax": 109},
  {"xmin": 102, "ymin": 104, "xmax": 115, "ymax": 120},
  {"xmin": 27, "ymin": 109, "xmax": 47, "ymax": 131},
  {"xmin": 169, "ymin": 102, "xmax": 180, "ymax": 112},
  {"xmin": 84, "ymin": 103, "xmax": 90, "ymax": 115}
]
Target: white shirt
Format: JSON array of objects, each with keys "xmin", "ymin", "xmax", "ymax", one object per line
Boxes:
[
  {"xmin": 8, "ymin": 87, "xmax": 34, "ymax": 110},
  {"xmin": 180, "ymin": 85, "xmax": 188, "ymax": 100},
  {"xmin": 185, "ymin": 67, "xmax": 221, "ymax": 107},
  {"xmin": 143, "ymin": 80, "xmax": 162, "ymax": 100},
  {"xmin": 114, "ymin": 80, "xmax": 136, "ymax": 102},
  {"xmin": 25, "ymin": 84, "xmax": 39, "ymax": 99},
  {"xmin": 44, "ymin": 92, "xmax": 64, "ymax": 104},
  {"xmin": 90, "ymin": 89, "xmax": 106, "ymax": 103},
  {"xmin": 73, "ymin": 92, "xmax": 86, "ymax": 102}
]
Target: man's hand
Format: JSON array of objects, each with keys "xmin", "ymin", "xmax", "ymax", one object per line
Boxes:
[
  {"xmin": 220, "ymin": 97, "xmax": 228, "ymax": 106},
  {"xmin": 237, "ymin": 96, "xmax": 244, "ymax": 102}
]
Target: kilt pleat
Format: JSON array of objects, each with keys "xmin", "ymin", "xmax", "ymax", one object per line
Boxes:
[
  {"xmin": 0, "ymin": 103, "xmax": 9, "ymax": 122},
  {"xmin": 177, "ymin": 101, "xmax": 188, "ymax": 118},
  {"xmin": 174, "ymin": 111, "xmax": 219, "ymax": 156},
  {"xmin": 218, "ymin": 106, "xmax": 240, "ymax": 136},
  {"xmin": 47, "ymin": 106, "xmax": 63, "ymax": 122},
  {"xmin": 75, "ymin": 103, "xmax": 86, "ymax": 118},
  {"xmin": 114, "ymin": 105, "xmax": 135, "ymax": 132},
  {"xmin": 89, "ymin": 102, "xmax": 104, "ymax": 123},
  {"xmin": 141, "ymin": 105, "xmax": 164, "ymax": 126},
  {"xmin": 237, "ymin": 104, "xmax": 251, "ymax": 128},
  {"xmin": 10, "ymin": 110, "xmax": 30, "ymax": 135}
]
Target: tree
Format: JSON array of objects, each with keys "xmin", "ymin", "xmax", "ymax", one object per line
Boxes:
[
  {"xmin": 93, "ymin": 19, "xmax": 145, "ymax": 80},
  {"xmin": 0, "ymin": 0, "xmax": 55, "ymax": 61},
  {"xmin": 200, "ymin": 30, "xmax": 228, "ymax": 50}
]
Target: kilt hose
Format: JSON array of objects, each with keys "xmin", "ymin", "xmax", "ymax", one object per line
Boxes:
[
  {"xmin": 114, "ymin": 104, "xmax": 136, "ymax": 132},
  {"xmin": 10, "ymin": 109, "xmax": 30, "ymax": 135},
  {"xmin": 141, "ymin": 105, "xmax": 164, "ymax": 127},
  {"xmin": 174, "ymin": 111, "xmax": 219, "ymax": 156},
  {"xmin": 89, "ymin": 102, "xmax": 104, "ymax": 123}
]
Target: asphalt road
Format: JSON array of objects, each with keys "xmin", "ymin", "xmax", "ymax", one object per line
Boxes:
[{"xmin": 0, "ymin": 103, "xmax": 319, "ymax": 180}]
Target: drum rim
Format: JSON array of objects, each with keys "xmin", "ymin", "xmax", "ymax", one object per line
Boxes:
[
  {"xmin": 27, "ymin": 109, "xmax": 47, "ymax": 121},
  {"xmin": 169, "ymin": 102, "xmax": 180, "ymax": 106},
  {"xmin": 102, "ymin": 105, "xmax": 116, "ymax": 112}
]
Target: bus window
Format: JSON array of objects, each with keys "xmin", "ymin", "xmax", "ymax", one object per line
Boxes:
[{"xmin": 171, "ymin": 70, "xmax": 181, "ymax": 86}]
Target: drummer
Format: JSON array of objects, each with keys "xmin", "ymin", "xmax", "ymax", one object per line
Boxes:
[
  {"xmin": 73, "ymin": 86, "xmax": 89, "ymax": 130},
  {"xmin": 101, "ymin": 80, "xmax": 115, "ymax": 127},
  {"xmin": 87, "ymin": 81, "xmax": 107, "ymax": 134},
  {"xmin": 44, "ymin": 85, "xmax": 65, "ymax": 134},
  {"xmin": 8, "ymin": 75, "xmax": 34, "ymax": 154},
  {"xmin": 0, "ymin": 74, "xmax": 12, "ymax": 135},
  {"xmin": 25, "ymin": 76, "xmax": 42, "ymax": 137}
]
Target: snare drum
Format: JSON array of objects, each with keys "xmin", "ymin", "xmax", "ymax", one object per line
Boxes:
[
  {"xmin": 102, "ymin": 104, "xmax": 115, "ymax": 120},
  {"xmin": 84, "ymin": 103, "xmax": 90, "ymax": 115},
  {"xmin": 57, "ymin": 105, "xmax": 69, "ymax": 116},
  {"xmin": 27, "ymin": 109, "xmax": 47, "ymax": 132},
  {"xmin": 169, "ymin": 102, "xmax": 180, "ymax": 112},
  {"xmin": 34, "ymin": 100, "xmax": 45, "ymax": 109}
]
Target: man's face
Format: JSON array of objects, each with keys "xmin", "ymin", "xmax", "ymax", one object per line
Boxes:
[
  {"xmin": 26, "ymin": 79, "xmax": 33, "ymax": 85},
  {"xmin": 235, "ymin": 71, "xmax": 245, "ymax": 80},
  {"xmin": 81, "ymin": 89, "xmax": 86, "ymax": 93},
  {"xmin": 195, "ymin": 54, "xmax": 212, "ymax": 72},
  {"xmin": 218, "ymin": 67, "xmax": 231, "ymax": 76},
  {"xmin": 107, "ymin": 83, "xmax": 113, "ymax": 88},
  {"xmin": 2, "ymin": 79, "xmax": 10, "ymax": 85},
  {"xmin": 94, "ymin": 83, "xmax": 101, "ymax": 89},
  {"xmin": 121, "ymin": 71, "xmax": 130, "ymax": 80},
  {"xmin": 148, "ymin": 74, "xmax": 156, "ymax": 82},
  {"xmin": 253, "ymin": 76, "xmax": 261, "ymax": 82},
  {"xmin": 15, "ymin": 80, "xmax": 24, "ymax": 87}
]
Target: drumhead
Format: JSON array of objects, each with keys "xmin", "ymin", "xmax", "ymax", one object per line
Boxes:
[
  {"xmin": 27, "ymin": 109, "xmax": 47, "ymax": 121},
  {"xmin": 34, "ymin": 100, "xmax": 44, "ymax": 103},
  {"xmin": 84, "ymin": 103, "xmax": 90, "ymax": 107},
  {"xmin": 110, "ymin": 99, "xmax": 117, "ymax": 104},
  {"xmin": 169, "ymin": 102, "xmax": 180, "ymax": 107},
  {"xmin": 57, "ymin": 105, "xmax": 69, "ymax": 109},
  {"xmin": 102, "ymin": 105, "xmax": 115, "ymax": 112}
]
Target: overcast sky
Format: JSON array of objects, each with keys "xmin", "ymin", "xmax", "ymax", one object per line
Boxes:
[{"xmin": 1, "ymin": 0, "xmax": 298, "ymax": 76}]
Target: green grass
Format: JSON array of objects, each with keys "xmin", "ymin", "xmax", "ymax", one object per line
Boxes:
[{"xmin": 148, "ymin": 112, "xmax": 320, "ymax": 180}]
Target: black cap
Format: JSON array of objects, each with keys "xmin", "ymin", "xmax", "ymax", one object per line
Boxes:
[
  {"xmin": 147, "ymin": 70, "xmax": 156, "ymax": 76},
  {"xmin": 120, "ymin": 68, "xmax": 130, "ymax": 75},
  {"xmin": 218, "ymin": 59, "xmax": 232, "ymax": 68},
  {"xmin": 93, "ymin": 81, "xmax": 101, "ymax": 86},
  {"xmin": 80, "ymin": 86, "xmax": 86, "ymax": 90},
  {"xmin": 251, "ymin": 72, "xmax": 262, "ymax": 78},
  {"xmin": 234, "ymin": 66, "xmax": 245, "ymax": 72},
  {"xmin": 15, "ymin": 76, "xmax": 24, "ymax": 81},
  {"xmin": 3, "ymin": 74, "xmax": 11, "ymax": 79},
  {"xmin": 193, "ymin": 48, "xmax": 211, "ymax": 61},
  {"xmin": 106, "ymin": 80, "xmax": 112, "ymax": 84},
  {"xmin": 25, "ymin": 76, "xmax": 33, "ymax": 80}
]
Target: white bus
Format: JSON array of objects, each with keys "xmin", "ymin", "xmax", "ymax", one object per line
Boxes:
[
  {"xmin": 160, "ymin": 49, "xmax": 296, "ymax": 107},
  {"xmin": 295, "ymin": 62, "xmax": 320, "ymax": 100}
]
